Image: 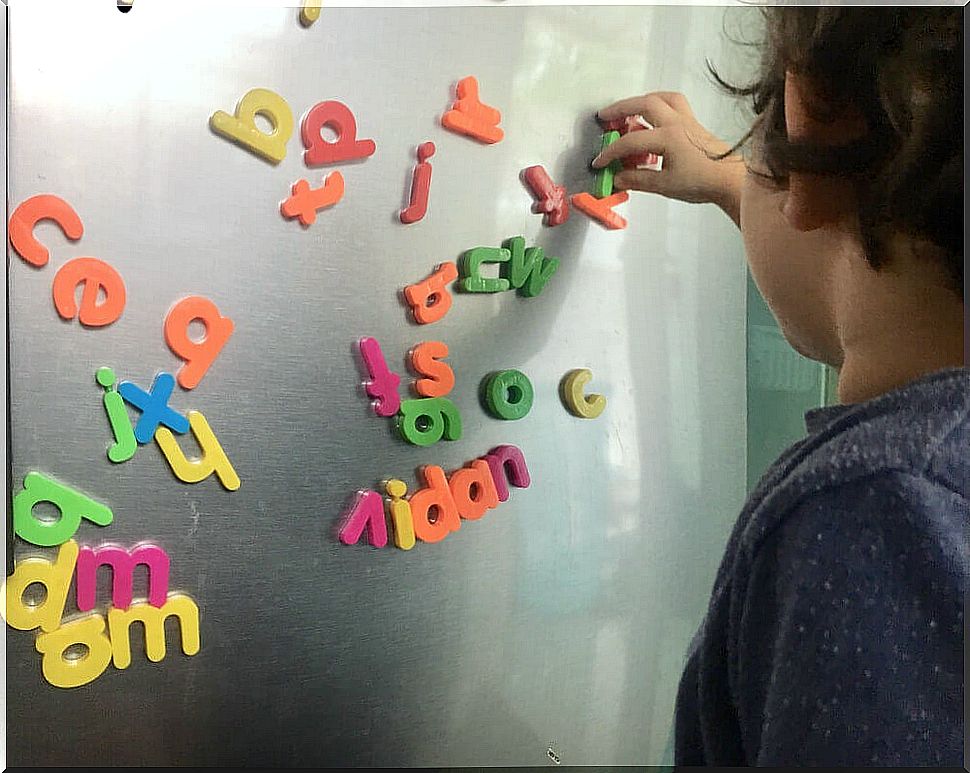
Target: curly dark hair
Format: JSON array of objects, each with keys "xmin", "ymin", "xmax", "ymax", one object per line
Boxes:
[{"xmin": 713, "ymin": 8, "xmax": 963, "ymax": 295}]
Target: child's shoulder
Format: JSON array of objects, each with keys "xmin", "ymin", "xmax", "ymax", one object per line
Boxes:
[
  {"xmin": 741, "ymin": 367, "xmax": 970, "ymax": 556},
  {"xmin": 698, "ymin": 372, "xmax": 969, "ymax": 768}
]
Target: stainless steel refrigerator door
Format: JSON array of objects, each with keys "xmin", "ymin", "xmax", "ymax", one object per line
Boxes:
[{"xmin": 6, "ymin": 3, "xmax": 753, "ymax": 766}]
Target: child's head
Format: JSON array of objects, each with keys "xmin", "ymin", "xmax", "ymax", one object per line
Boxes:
[{"xmin": 726, "ymin": 8, "xmax": 962, "ymax": 368}]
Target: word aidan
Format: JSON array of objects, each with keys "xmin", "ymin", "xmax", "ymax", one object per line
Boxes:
[{"xmin": 339, "ymin": 444, "xmax": 530, "ymax": 549}]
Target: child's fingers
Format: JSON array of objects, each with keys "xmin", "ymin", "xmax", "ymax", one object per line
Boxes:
[
  {"xmin": 597, "ymin": 93, "xmax": 678, "ymax": 126},
  {"xmin": 597, "ymin": 95, "xmax": 651, "ymax": 121},
  {"xmin": 649, "ymin": 91, "xmax": 696, "ymax": 119},
  {"xmin": 613, "ymin": 169, "xmax": 664, "ymax": 194},
  {"xmin": 591, "ymin": 128, "xmax": 668, "ymax": 169}
]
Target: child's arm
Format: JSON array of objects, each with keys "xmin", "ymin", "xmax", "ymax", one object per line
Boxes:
[{"xmin": 593, "ymin": 92, "xmax": 746, "ymax": 227}]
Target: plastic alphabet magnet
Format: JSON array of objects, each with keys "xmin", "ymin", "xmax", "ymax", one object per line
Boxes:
[
  {"xmin": 561, "ymin": 368, "xmax": 607, "ymax": 419},
  {"xmin": 339, "ymin": 490, "xmax": 388, "ymax": 548},
  {"xmin": 571, "ymin": 191, "xmax": 629, "ymax": 230},
  {"xmin": 502, "ymin": 236, "xmax": 559, "ymax": 298},
  {"xmin": 449, "ymin": 460, "xmax": 499, "ymax": 521},
  {"xmin": 522, "ymin": 166, "xmax": 568, "ymax": 227},
  {"xmin": 34, "ymin": 614, "xmax": 113, "ymax": 689},
  {"xmin": 164, "ymin": 296, "xmax": 235, "ymax": 390},
  {"xmin": 594, "ymin": 131, "xmax": 622, "ymax": 198},
  {"xmin": 106, "ymin": 594, "xmax": 201, "ymax": 670},
  {"xmin": 300, "ymin": 1, "xmax": 322, "ymax": 26},
  {"xmin": 404, "ymin": 262, "xmax": 458, "ymax": 325},
  {"xmin": 75, "ymin": 543, "xmax": 170, "ymax": 611},
  {"xmin": 209, "ymin": 88, "xmax": 294, "ymax": 164},
  {"xmin": 52, "ymin": 257, "xmax": 126, "ymax": 327},
  {"xmin": 281, "ymin": 172, "xmax": 345, "ymax": 227},
  {"xmin": 385, "ymin": 480, "xmax": 415, "ymax": 551},
  {"xmin": 397, "ymin": 397, "xmax": 462, "ymax": 446},
  {"xmin": 97, "ymin": 367, "xmax": 137, "ymax": 463},
  {"xmin": 13, "ymin": 473, "xmax": 113, "ymax": 547},
  {"xmin": 483, "ymin": 445, "xmax": 532, "ymax": 502},
  {"xmin": 483, "ymin": 370, "xmax": 534, "ymax": 421},
  {"xmin": 9, "ymin": 194, "xmax": 83, "ymax": 268},
  {"xmin": 302, "ymin": 101, "xmax": 376, "ymax": 166},
  {"xmin": 2, "ymin": 540, "xmax": 79, "ymax": 632},
  {"xmin": 358, "ymin": 337, "xmax": 401, "ymax": 417},
  {"xmin": 410, "ymin": 341, "xmax": 455, "ymax": 398},
  {"xmin": 441, "ymin": 76, "xmax": 504, "ymax": 144},
  {"xmin": 459, "ymin": 247, "xmax": 510, "ymax": 293},
  {"xmin": 409, "ymin": 466, "xmax": 461, "ymax": 543},
  {"xmin": 154, "ymin": 411, "xmax": 241, "ymax": 491},
  {"xmin": 118, "ymin": 372, "xmax": 189, "ymax": 444},
  {"xmin": 400, "ymin": 142, "xmax": 435, "ymax": 224}
]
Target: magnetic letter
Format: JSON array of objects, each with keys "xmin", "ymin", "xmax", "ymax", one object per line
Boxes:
[
  {"xmin": 404, "ymin": 262, "xmax": 458, "ymax": 325},
  {"xmin": 449, "ymin": 460, "xmax": 499, "ymax": 521},
  {"xmin": 604, "ymin": 115, "xmax": 663, "ymax": 170},
  {"xmin": 97, "ymin": 367, "xmax": 137, "ymax": 463},
  {"xmin": 35, "ymin": 613, "xmax": 113, "ymax": 689},
  {"xmin": 522, "ymin": 166, "xmax": 568, "ymax": 227},
  {"xmin": 483, "ymin": 445, "xmax": 531, "ymax": 502},
  {"xmin": 441, "ymin": 76, "xmax": 504, "ymax": 144},
  {"xmin": 571, "ymin": 191, "xmax": 629, "ymax": 230},
  {"xmin": 13, "ymin": 473, "xmax": 113, "ymax": 547},
  {"xmin": 209, "ymin": 88, "xmax": 294, "ymax": 164},
  {"xmin": 155, "ymin": 410, "xmax": 241, "ymax": 491},
  {"xmin": 385, "ymin": 479, "xmax": 415, "ymax": 551},
  {"xmin": 396, "ymin": 397, "xmax": 462, "ymax": 446},
  {"xmin": 1, "ymin": 540, "xmax": 78, "ymax": 632},
  {"xmin": 593, "ymin": 131, "xmax": 622, "ymax": 198},
  {"xmin": 502, "ymin": 236, "xmax": 559, "ymax": 297},
  {"xmin": 522, "ymin": 248, "xmax": 559, "ymax": 299},
  {"xmin": 482, "ymin": 369, "xmax": 534, "ymax": 421},
  {"xmin": 459, "ymin": 246, "xmax": 510, "ymax": 293},
  {"xmin": 118, "ymin": 372, "xmax": 189, "ymax": 444},
  {"xmin": 409, "ymin": 466, "xmax": 461, "ymax": 544},
  {"xmin": 300, "ymin": 0, "xmax": 322, "ymax": 26},
  {"xmin": 52, "ymin": 257, "xmax": 126, "ymax": 327},
  {"xmin": 9, "ymin": 194, "xmax": 83, "ymax": 268},
  {"xmin": 410, "ymin": 341, "xmax": 454, "ymax": 398},
  {"xmin": 561, "ymin": 368, "xmax": 607, "ymax": 419},
  {"xmin": 400, "ymin": 142, "xmax": 435, "ymax": 224},
  {"xmin": 338, "ymin": 490, "xmax": 388, "ymax": 548},
  {"xmin": 358, "ymin": 337, "xmax": 401, "ymax": 417},
  {"xmin": 503, "ymin": 236, "xmax": 533, "ymax": 289},
  {"xmin": 280, "ymin": 172, "xmax": 344, "ymax": 227},
  {"xmin": 108, "ymin": 594, "xmax": 201, "ymax": 670},
  {"xmin": 75, "ymin": 543, "xmax": 170, "ymax": 612},
  {"xmin": 302, "ymin": 100, "xmax": 376, "ymax": 166},
  {"xmin": 164, "ymin": 296, "xmax": 235, "ymax": 390}
]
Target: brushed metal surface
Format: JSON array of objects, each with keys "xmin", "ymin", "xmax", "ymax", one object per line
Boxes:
[{"xmin": 6, "ymin": 3, "xmax": 753, "ymax": 766}]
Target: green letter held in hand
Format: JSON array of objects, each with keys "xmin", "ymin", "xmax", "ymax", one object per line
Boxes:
[
  {"xmin": 594, "ymin": 130, "xmax": 622, "ymax": 198},
  {"xmin": 13, "ymin": 472, "xmax": 113, "ymax": 547}
]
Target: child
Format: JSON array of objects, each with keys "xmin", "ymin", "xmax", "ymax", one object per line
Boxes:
[{"xmin": 593, "ymin": 8, "xmax": 965, "ymax": 766}]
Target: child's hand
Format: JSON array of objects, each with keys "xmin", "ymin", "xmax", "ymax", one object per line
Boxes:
[{"xmin": 593, "ymin": 92, "xmax": 746, "ymax": 225}]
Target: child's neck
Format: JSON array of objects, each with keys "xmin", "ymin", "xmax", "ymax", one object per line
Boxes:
[{"xmin": 834, "ymin": 242, "xmax": 964, "ymax": 404}]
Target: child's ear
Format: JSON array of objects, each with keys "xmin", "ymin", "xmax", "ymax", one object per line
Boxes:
[{"xmin": 782, "ymin": 71, "xmax": 867, "ymax": 232}]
